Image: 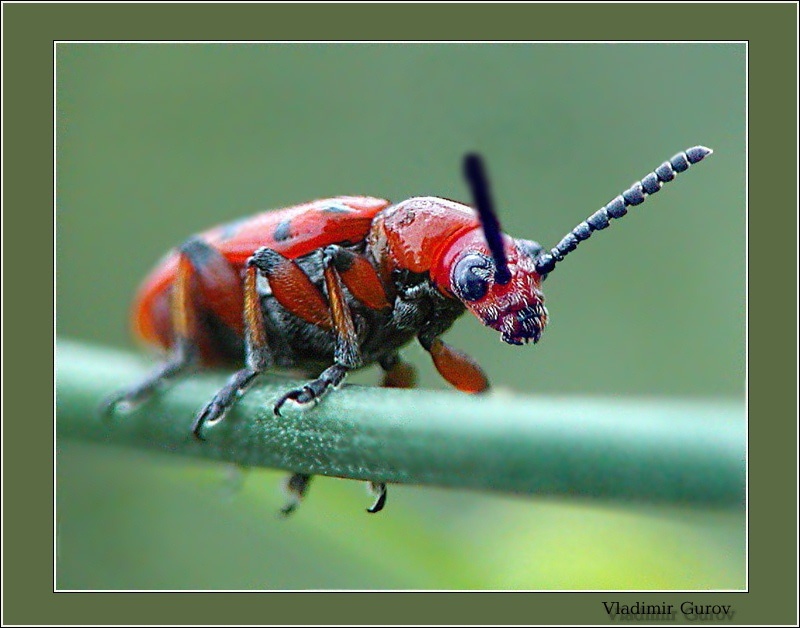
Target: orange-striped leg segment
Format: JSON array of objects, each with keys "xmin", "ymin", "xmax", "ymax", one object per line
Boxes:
[
  {"xmin": 322, "ymin": 249, "xmax": 362, "ymax": 369},
  {"xmin": 249, "ymin": 247, "xmax": 333, "ymax": 329},
  {"xmin": 324, "ymin": 245, "xmax": 392, "ymax": 311},
  {"xmin": 242, "ymin": 263, "xmax": 273, "ymax": 371},
  {"xmin": 192, "ymin": 264, "xmax": 276, "ymax": 440},
  {"xmin": 101, "ymin": 243, "xmax": 203, "ymax": 418},
  {"xmin": 270, "ymin": 248, "xmax": 370, "ymax": 514},
  {"xmin": 422, "ymin": 337, "xmax": 490, "ymax": 394},
  {"xmin": 194, "ymin": 246, "xmax": 348, "ymax": 438}
]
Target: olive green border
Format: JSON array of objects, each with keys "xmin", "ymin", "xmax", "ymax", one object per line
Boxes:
[{"xmin": 5, "ymin": 2, "xmax": 796, "ymax": 625}]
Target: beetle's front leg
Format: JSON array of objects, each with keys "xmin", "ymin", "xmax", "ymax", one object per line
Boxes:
[{"xmin": 418, "ymin": 333, "xmax": 490, "ymax": 394}]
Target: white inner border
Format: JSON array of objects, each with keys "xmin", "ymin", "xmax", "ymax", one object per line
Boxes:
[{"xmin": 51, "ymin": 39, "xmax": 750, "ymax": 597}]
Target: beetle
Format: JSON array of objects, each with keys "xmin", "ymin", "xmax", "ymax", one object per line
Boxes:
[{"xmin": 103, "ymin": 146, "xmax": 713, "ymax": 515}]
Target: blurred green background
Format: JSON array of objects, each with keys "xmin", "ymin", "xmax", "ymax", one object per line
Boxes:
[{"xmin": 56, "ymin": 43, "xmax": 745, "ymax": 590}]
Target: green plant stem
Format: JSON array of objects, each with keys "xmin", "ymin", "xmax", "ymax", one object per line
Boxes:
[{"xmin": 57, "ymin": 339, "xmax": 744, "ymax": 507}]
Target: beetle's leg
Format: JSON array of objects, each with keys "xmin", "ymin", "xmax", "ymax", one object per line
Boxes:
[
  {"xmin": 100, "ymin": 339, "xmax": 196, "ymax": 416},
  {"xmin": 260, "ymin": 245, "xmax": 372, "ymax": 515},
  {"xmin": 101, "ymin": 244, "xmax": 204, "ymax": 416},
  {"xmin": 324, "ymin": 245, "xmax": 392, "ymax": 311},
  {"xmin": 358, "ymin": 353, "xmax": 418, "ymax": 514},
  {"xmin": 191, "ymin": 261, "xmax": 275, "ymax": 439},
  {"xmin": 379, "ymin": 352, "xmax": 418, "ymax": 389},
  {"xmin": 418, "ymin": 334, "xmax": 490, "ymax": 394},
  {"xmin": 238, "ymin": 246, "xmax": 377, "ymax": 515},
  {"xmin": 246, "ymin": 247, "xmax": 333, "ymax": 329},
  {"xmin": 366, "ymin": 482, "xmax": 388, "ymax": 514},
  {"xmin": 180, "ymin": 237, "xmax": 245, "ymax": 335},
  {"xmin": 272, "ymin": 246, "xmax": 363, "ymax": 416},
  {"xmin": 279, "ymin": 473, "xmax": 312, "ymax": 517},
  {"xmin": 272, "ymin": 364, "xmax": 349, "ymax": 416}
]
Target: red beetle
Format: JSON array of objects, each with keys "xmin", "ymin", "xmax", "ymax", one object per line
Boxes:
[{"xmin": 105, "ymin": 146, "xmax": 713, "ymax": 514}]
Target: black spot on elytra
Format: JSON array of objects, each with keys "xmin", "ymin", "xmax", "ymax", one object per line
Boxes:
[
  {"xmin": 322, "ymin": 203, "xmax": 352, "ymax": 214},
  {"xmin": 180, "ymin": 236, "xmax": 218, "ymax": 267},
  {"xmin": 273, "ymin": 219, "xmax": 292, "ymax": 242},
  {"xmin": 218, "ymin": 217, "xmax": 249, "ymax": 241}
]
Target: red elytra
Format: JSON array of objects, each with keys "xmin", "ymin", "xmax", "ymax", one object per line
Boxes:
[{"xmin": 133, "ymin": 196, "xmax": 391, "ymax": 360}]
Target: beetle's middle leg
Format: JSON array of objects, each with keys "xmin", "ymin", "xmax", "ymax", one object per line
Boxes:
[
  {"xmin": 230, "ymin": 245, "xmax": 393, "ymax": 515},
  {"xmin": 270, "ymin": 245, "xmax": 370, "ymax": 416},
  {"xmin": 265, "ymin": 244, "xmax": 392, "ymax": 515},
  {"xmin": 193, "ymin": 244, "xmax": 373, "ymax": 433}
]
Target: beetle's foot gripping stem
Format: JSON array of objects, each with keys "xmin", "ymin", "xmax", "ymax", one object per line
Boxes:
[
  {"xmin": 99, "ymin": 342, "xmax": 197, "ymax": 422},
  {"xmin": 99, "ymin": 388, "xmax": 147, "ymax": 420},
  {"xmin": 366, "ymin": 482, "xmax": 388, "ymax": 514},
  {"xmin": 273, "ymin": 364, "xmax": 348, "ymax": 417},
  {"xmin": 191, "ymin": 368, "xmax": 260, "ymax": 440},
  {"xmin": 279, "ymin": 473, "xmax": 312, "ymax": 517}
]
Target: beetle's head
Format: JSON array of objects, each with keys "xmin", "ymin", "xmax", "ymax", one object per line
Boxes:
[
  {"xmin": 443, "ymin": 147, "xmax": 713, "ymax": 345},
  {"xmin": 429, "ymin": 154, "xmax": 550, "ymax": 345},
  {"xmin": 435, "ymin": 229, "xmax": 548, "ymax": 345}
]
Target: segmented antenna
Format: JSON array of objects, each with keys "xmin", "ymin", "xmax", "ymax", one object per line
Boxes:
[
  {"xmin": 463, "ymin": 153, "xmax": 512, "ymax": 285},
  {"xmin": 534, "ymin": 146, "xmax": 713, "ymax": 276}
]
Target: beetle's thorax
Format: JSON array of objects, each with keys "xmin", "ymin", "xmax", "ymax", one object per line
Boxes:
[
  {"xmin": 367, "ymin": 196, "xmax": 548, "ymax": 346},
  {"xmin": 366, "ymin": 196, "xmax": 479, "ymax": 280}
]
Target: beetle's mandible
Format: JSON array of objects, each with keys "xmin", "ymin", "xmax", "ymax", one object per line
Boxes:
[{"xmin": 104, "ymin": 146, "xmax": 713, "ymax": 515}]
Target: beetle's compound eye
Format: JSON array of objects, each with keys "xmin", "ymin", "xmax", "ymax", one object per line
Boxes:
[{"xmin": 453, "ymin": 253, "xmax": 493, "ymax": 302}]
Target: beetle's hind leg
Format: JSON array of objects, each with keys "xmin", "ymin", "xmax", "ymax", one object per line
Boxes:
[
  {"xmin": 191, "ymin": 259, "xmax": 276, "ymax": 439},
  {"xmin": 100, "ymin": 340, "xmax": 197, "ymax": 417},
  {"xmin": 101, "ymin": 246, "xmax": 204, "ymax": 418}
]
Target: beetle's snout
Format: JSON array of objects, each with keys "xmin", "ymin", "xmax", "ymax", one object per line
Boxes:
[
  {"xmin": 479, "ymin": 278, "xmax": 548, "ymax": 346},
  {"xmin": 451, "ymin": 239, "xmax": 549, "ymax": 346},
  {"xmin": 490, "ymin": 296, "xmax": 548, "ymax": 346}
]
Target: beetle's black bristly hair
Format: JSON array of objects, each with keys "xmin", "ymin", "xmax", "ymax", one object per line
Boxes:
[
  {"xmin": 533, "ymin": 146, "xmax": 713, "ymax": 277},
  {"xmin": 463, "ymin": 153, "xmax": 512, "ymax": 285}
]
